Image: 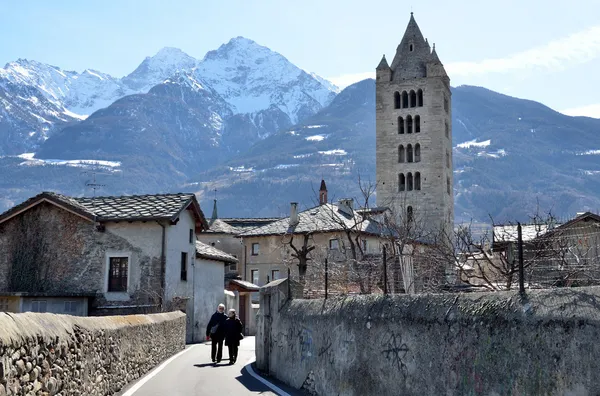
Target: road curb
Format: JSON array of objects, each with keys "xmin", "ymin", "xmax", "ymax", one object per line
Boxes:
[{"xmin": 244, "ymin": 357, "xmax": 292, "ymax": 396}]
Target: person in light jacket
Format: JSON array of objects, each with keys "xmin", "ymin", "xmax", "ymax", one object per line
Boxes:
[
  {"xmin": 206, "ymin": 303, "xmax": 227, "ymax": 363},
  {"xmin": 223, "ymin": 308, "xmax": 244, "ymax": 364}
]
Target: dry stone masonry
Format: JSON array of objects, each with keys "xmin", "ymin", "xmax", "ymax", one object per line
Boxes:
[{"xmin": 0, "ymin": 311, "xmax": 185, "ymax": 396}]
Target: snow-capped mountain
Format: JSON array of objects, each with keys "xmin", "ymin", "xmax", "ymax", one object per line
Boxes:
[
  {"xmin": 0, "ymin": 37, "xmax": 338, "ymax": 155},
  {"xmin": 194, "ymin": 37, "xmax": 336, "ymax": 124},
  {"xmin": 122, "ymin": 47, "xmax": 197, "ymax": 92}
]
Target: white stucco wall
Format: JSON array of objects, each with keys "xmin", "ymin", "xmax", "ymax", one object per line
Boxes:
[{"xmin": 193, "ymin": 258, "xmax": 225, "ymax": 343}]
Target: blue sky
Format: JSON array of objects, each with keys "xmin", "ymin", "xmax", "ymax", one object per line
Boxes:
[{"xmin": 2, "ymin": 0, "xmax": 600, "ymax": 117}]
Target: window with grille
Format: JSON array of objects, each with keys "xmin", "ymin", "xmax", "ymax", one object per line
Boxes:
[
  {"xmin": 108, "ymin": 257, "xmax": 128, "ymax": 292},
  {"xmin": 64, "ymin": 301, "xmax": 78, "ymax": 313},
  {"xmin": 251, "ymin": 269, "xmax": 259, "ymax": 285},
  {"xmin": 252, "ymin": 243, "xmax": 260, "ymax": 256},
  {"xmin": 329, "ymin": 239, "xmax": 339, "ymax": 250}
]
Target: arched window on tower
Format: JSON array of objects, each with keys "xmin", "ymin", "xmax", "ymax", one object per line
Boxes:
[
  {"xmin": 402, "ymin": 91, "xmax": 408, "ymax": 109},
  {"xmin": 415, "ymin": 115, "xmax": 421, "ymax": 133},
  {"xmin": 415, "ymin": 172, "xmax": 421, "ymax": 190},
  {"xmin": 398, "ymin": 116, "xmax": 404, "ymax": 134},
  {"xmin": 407, "ymin": 206, "xmax": 414, "ymax": 223},
  {"xmin": 406, "ymin": 115, "xmax": 413, "ymax": 134},
  {"xmin": 398, "ymin": 145, "xmax": 405, "ymax": 163},
  {"xmin": 417, "ymin": 89, "xmax": 423, "ymax": 107},
  {"xmin": 415, "ymin": 143, "xmax": 421, "ymax": 162},
  {"xmin": 407, "ymin": 172, "xmax": 413, "ymax": 191},
  {"xmin": 410, "ymin": 90, "xmax": 417, "ymax": 108},
  {"xmin": 407, "ymin": 144, "xmax": 413, "ymax": 163},
  {"xmin": 394, "ymin": 92, "xmax": 400, "ymax": 109},
  {"xmin": 399, "ymin": 174, "xmax": 406, "ymax": 192},
  {"xmin": 445, "ymin": 121, "xmax": 449, "ymax": 139}
]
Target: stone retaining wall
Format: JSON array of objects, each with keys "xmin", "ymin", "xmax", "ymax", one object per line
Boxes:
[
  {"xmin": 0, "ymin": 311, "xmax": 185, "ymax": 396},
  {"xmin": 257, "ymin": 280, "xmax": 600, "ymax": 396}
]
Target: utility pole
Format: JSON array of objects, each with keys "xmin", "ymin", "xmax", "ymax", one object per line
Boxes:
[
  {"xmin": 517, "ymin": 222, "xmax": 525, "ymax": 295},
  {"xmin": 383, "ymin": 245, "xmax": 388, "ymax": 295}
]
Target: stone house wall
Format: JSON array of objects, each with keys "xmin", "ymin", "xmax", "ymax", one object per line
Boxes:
[{"xmin": 0, "ymin": 311, "xmax": 185, "ymax": 396}]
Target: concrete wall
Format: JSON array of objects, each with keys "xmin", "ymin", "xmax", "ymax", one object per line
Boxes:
[
  {"xmin": 257, "ymin": 280, "xmax": 600, "ymax": 396},
  {"xmin": 0, "ymin": 311, "xmax": 185, "ymax": 396}
]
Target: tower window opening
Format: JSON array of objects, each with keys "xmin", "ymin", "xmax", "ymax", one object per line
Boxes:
[
  {"xmin": 417, "ymin": 89, "xmax": 423, "ymax": 107},
  {"xmin": 415, "ymin": 172, "xmax": 421, "ymax": 190},
  {"xmin": 446, "ymin": 150, "xmax": 450, "ymax": 168},
  {"xmin": 398, "ymin": 145, "xmax": 405, "ymax": 163},
  {"xmin": 406, "ymin": 115, "xmax": 413, "ymax": 134},
  {"xmin": 402, "ymin": 91, "xmax": 409, "ymax": 109},
  {"xmin": 407, "ymin": 172, "xmax": 413, "ymax": 191},
  {"xmin": 407, "ymin": 144, "xmax": 413, "ymax": 163},
  {"xmin": 399, "ymin": 173, "xmax": 406, "ymax": 192},
  {"xmin": 409, "ymin": 44, "xmax": 414, "ymax": 52},
  {"xmin": 444, "ymin": 95, "xmax": 449, "ymax": 113},
  {"xmin": 410, "ymin": 90, "xmax": 417, "ymax": 108},
  {"xmin": 415, "ymin": 143, "xmax": 421, "ymax": 162},
  {"xmin": 407, "ymin": 206, "xmax": 414, "ymax": 223},
  {"xmin": 415, "ymin": 115, "xmax": 420, "ymax": 133},
  {"xmin": 447, "ymin": 177, "xmax": 451, "ymax": 195},
  {"xmin": 445, "ymin": 121, "xmax": 449, "ymax": 138},
  {"xmin": 394, "ymin": 92, "xmax": 401, "ymax": 109},
  {"xmin": 398, "ymin": 116, "xmax": 404, "ymax": 134}
]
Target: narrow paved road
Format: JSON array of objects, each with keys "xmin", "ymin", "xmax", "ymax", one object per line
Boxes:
[{"xmin": 119, "ymin": 337, "xmax": 298, "ymax": 396}]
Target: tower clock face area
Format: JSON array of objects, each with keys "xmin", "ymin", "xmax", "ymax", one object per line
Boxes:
[{"xmin": 375, "ymin": 14, "xmax": 454, "ymax": 236}]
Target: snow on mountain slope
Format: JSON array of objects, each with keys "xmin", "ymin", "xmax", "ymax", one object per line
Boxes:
[
  {"xmin": 194, "ymin": 37, "xmax": 336, "ymax": 124},
  {"xmin": 122, "ymin": 47, "xmax": 197, "ymax": 92}
]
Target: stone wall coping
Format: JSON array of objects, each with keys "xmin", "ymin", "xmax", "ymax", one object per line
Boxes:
[
  {"xmin": 0, "ymin": 311, "xmax": 185, "ymax": 346},
  {"xmin": 279, "ymin": 286, "xmax": 600, "ymax": 325}
]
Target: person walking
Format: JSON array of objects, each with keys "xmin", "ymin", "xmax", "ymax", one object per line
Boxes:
[
  {"xmin": 206, "ymin": 303, "xmax": 227, "ymax": 364},
  {"xmin": 223, "ymin": 308, "xmax": 244, "ymax": 364}
]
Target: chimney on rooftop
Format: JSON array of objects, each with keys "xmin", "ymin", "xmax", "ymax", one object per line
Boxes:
[
  {"xmin": 319, "ymin": 179, "xmax": 328, "ymax": 205},
  {"xmin": 290, "ymin": 202, "xmax": 299, "ymax": 226},
  {"xmin": 338, "ymin": 198, "xmax": 354, "ymax": 215}
]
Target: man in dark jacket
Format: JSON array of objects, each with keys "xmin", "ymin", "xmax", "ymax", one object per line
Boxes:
[{"xmin": 206, "ymin": 303, "xmax": 227, "ymax": 363}]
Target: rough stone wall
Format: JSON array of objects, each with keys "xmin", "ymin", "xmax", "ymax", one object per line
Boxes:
[
  {"xmin": 258, "ymin": 280, "xmax": 600, "ymax": 396},
  {"xmin": 0, "ymin": 311, "xmax": 185, "ymax": 396}
]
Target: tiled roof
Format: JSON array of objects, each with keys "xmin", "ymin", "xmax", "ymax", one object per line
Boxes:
[
  {"xmin": 195, "ymin": 241, "xmax": 238, "ymax": 264},
  {"xmin": 493, "ymin": 223, "xmax": 561, "ymax": 243},
  {"xmin": 238, "ymin": 203, "xmax": 391, "ymax": 237},
  {"xmin": 0, "ymin": 191, "xmax": 208, "ymax": 227},
  {"xmin": 73, "ymin": 193, "xmax": 196, "ymax": 222},
  {"xmin": 205, "ymin": 217, "xmax": 280, "ymax": 235},
  {"xmin": 228, "ymin": 279, "xmax": 260, "ymax": 291}
]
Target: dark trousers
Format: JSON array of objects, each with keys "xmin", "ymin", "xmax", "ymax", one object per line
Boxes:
[
  {"xmin": 211, "ymin": 338, "xmax": 223, "ymax": 362},
  {"xmin": 228, "ymin": 345, "xmax": 239, "ymax": 362}
]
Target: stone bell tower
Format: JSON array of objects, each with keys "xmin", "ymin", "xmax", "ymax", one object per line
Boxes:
[{"xmin": 375, "ymin": 13, "xmax": 453, "ymax": 237}]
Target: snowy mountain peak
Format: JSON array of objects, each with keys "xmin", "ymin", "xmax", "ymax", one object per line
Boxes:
[{"xmin": 122, "ymin": 47, "xmax": 197, "ymax": 92}]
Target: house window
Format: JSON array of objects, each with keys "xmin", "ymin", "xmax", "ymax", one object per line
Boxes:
[
  {"xmin": 31, "ymin": 300, "xmax": 47, "ymax": 313},
  {"xmin": 181, "ymin": 252, "xmax": 188, "ymax": 281},
  {"xmin": 272, "ymin": 270, "xmax": 280, "ymax": 281},
  {"xmin": 0, "ymin": 298, "xmax": 9, "ymax": 311},
  {"xmin": 108, "ymin": 257, "xmax": 128, "ymax": 292},
  {"xmin": 64, "ymin": 301, "xmax": 77, "ymax": 313},
  {"xmin": 329, "ymin": 239, "xmax": 339, "ymax": 250},
  {"xmin": 251, "ymin": 270, "xmax": 259, "ymax": 285},
  {"xmin": 189, "ymin": 229, "xmax": 194, "ymax": 244},
  {"xmin": 252, "ymin": 243, "xmax": 260, "ymax": 256}
]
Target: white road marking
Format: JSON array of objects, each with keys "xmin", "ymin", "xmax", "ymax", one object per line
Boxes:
[
  {"xmin": 121, "ymin": 344, "xmax": 200, "ymax": 396},
  {"xmin": 245, "ymin": 357, "xmax": 292, "ymax": 396}
]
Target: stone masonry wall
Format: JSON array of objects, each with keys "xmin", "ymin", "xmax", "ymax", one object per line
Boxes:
[
  {"xmin": 0, "ymin": 311, "xmax": 185, "ymax": 396},
  {"xmin": 257, "ymin": 280, "xmax": 600, "ymax": 396}
]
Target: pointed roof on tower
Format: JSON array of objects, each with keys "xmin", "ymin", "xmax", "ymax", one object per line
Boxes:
[
  {"xmin": 430, "ymin": 44, "xmax": 442, "ymax": 64},
  {"xmin": 390, "ymin": 14, "xmax": 433, "ymax": 80},
  {"xmin": 210, "ymin": 199, "xmax": 218, "ymax": 225},
  {"xmin": 320, "ymin": 179, "xmax": 327, "ymax": 191},
  {"xmin": 376, "ymin": 54, "xmax": 390, "ymax": 70}
]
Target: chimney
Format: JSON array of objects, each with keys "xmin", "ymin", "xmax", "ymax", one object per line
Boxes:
[
  {"xmin": 319, "ymin": 179, "xmax": 328, "ymax": 205},
  {"xmin": 338, "ymin": 198, "xmax": 354, "ymax": 215},
  {"xmin": 290, "ymin": 202, "xmax": 299, "ymax": 226}
]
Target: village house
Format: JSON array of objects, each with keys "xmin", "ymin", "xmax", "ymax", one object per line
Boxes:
[
  {"xmin": 0, "ymin": 191, "xmax": 235, "ymax": 343},
  {"xmin": 237, "ymin": 181, "xmax": 394, "ymax": 297}
]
